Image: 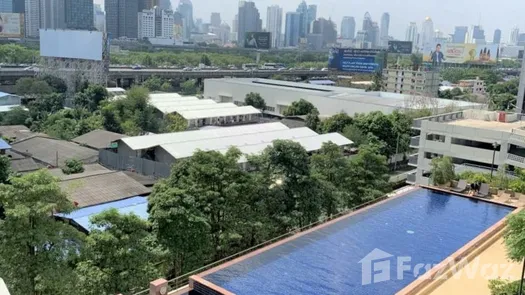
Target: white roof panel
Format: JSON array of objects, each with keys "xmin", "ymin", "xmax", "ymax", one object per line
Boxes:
[
  {"xmin": 118, "ymin": 122, "xmax": 290, "ymax": 150},
  {"xmin": 149, "ymin": 93, "xmax": 182, "ymax": 99},
  {"xmin": 161, "ymin": 127, "xmax": 318, "ymax": 159},
  {"xmin": 161, "ymin": 103, "xmax": 238, "ymax": 114},
  {"xmin": 178, "ymin": 106, "xmax": 261, "ymax": 120}
]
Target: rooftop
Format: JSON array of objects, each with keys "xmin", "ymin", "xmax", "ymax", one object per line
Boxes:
[
  {"xmin": 177, "ymin": 105, "xmax": 260, "ymax": 120},
  {"xmin": 9, "ymin": 157, "xmax": 41, "ymax": 173},
  {"xmin": 446, "ymin": 118, "xmax": 525, "ymax": 132},
  {"xmin": 60, "ymin": 171, "xmax": 151, "ymax": 208},
  {"xmin": 57, "ymin": 196, "xmax": 148, "ymax": 233},
  {"xmin": 118, "ymin": 122, "xmax": 289, "ymax": 151},
  {"xmin": 72, "ymin": 129, "xmax": 127, "ymax": 150},
  {"xmin": 11, "ymin": 136, "xmax": 98, "ymax": 167},
  {"xmin": 0, "ymin": 125, "xmax": 36, "ymax": 141},
  {"xmin": 47, "ymin": 163, "xmax": 111, "ymax": 181}
]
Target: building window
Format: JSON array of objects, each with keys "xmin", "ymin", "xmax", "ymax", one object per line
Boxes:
[
  {"xmin": 265, "ymin": 106, "xmax": 276, "ymax": 112},
  {"xmin": 426, "ymin": 133, "xmax": 446, "ymax": 142}
]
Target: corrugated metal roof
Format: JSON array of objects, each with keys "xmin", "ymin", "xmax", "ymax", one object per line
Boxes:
[
  {"xmin": 118, "ymin": 122, "xmax": 289, "ymax": 151},
  {"xmin": 149, "ymin": 93, "xmax": 182, "ymax": 100},
  {"xmin": 57, "ymin": 196, "xmax": 148, "ymax": 232},
  {"xmin": 0, "ymin": 138, "xmax": 11, "ymax": 150},
  {"xmin": 72, "ymin": 129, "xmax": 127, "ymax": 149},
  {"xmin": 0, "ymin": 91, "xmax": 10, "ymax": 98},
  {"xmin": 163, "ymin": 102, "xmax": 238, "ymax": 113},
  {"xmin": 309, "ymin": 80, "xmax": 336, "ymax": 85},
  {"xmin": 178, "ymin": 106, "xmax": 261, "ymax": 120},
  {"xmin": 160, "ymin": 127, "xmax": 318, "ymax": 159}
]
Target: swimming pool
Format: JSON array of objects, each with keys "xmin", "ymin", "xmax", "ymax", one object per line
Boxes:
[{"xmin": 201, "ymin": 188, "xmax": 513, "ymax": 295}]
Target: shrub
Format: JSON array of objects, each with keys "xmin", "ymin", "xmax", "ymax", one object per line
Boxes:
[
  {"xmin": 62, "ymin": 159, "xmax": 84, "ymax": 175},
  {"xmin": 510, "ymin": 180, "xmax": 525, "ymax": 193},
  {"xmin": 488, "ymin": 278, "xmax": 523, "ymax": 295}
]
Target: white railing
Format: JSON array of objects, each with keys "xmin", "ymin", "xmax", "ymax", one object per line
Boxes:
[
  {"xmin": 507, "ymin": 153, "xmax": 525, "ymax": 164},
  {"xmin": 410, "ymin": 136, "xmax": 420, "ymax": 147}
]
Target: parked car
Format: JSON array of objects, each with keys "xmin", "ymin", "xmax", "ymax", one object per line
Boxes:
[
  {"xmin": 132, "ymin": 65, "xmax": 142, "ymax": 70},
  {"xmin": 321, "ymin": 68, "xmax": 329, "ymax": 71}
]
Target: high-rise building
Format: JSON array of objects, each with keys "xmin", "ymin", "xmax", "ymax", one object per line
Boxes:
[
  {"xmin": 105, "ymin": 0, "xmax": 139, "ymax": 39},
  {"xmin": 237, "ymin": 1, "xmax": 262, "ymax": 46},
  {"xmin": 24, "ymin": 0, "xmax": 40, "ymax": 37},
  {"xmin": 405, "ymin": 22, "xmax": 418, "ymax": 44},
  {"xmin": 210, "ymin": 22, "xmax": 230, "ymax": 44},
  {"xmin": 355, "ymin": 30, "xmax": 369, "ymax": 49},
  {"xmin": 13, "ymin": 0, "xmax": 25, "ymax": 13},
  {"xmin": 307, "ymin": 4, "xmax": 316, "ymax": 33},
  {"xmin": 510, "ymin": 26, "xmax": 519, "ymax": 45},
  {"xmin": 0, "ymin": 0, "xmax": 12, "ymax": 12},
  {"xmin": 311, "ymin": 17, "xmax": 337, "ymax": 47},
  {"xmin": 138, "ymin": 7, "xmax": 173, "ymax": 39},
  {"xmin": 284, "ymin": 11, "xmax": 300, "ymax": 47},
  {"xmin": 296, "ymin": 0, "xmax": 307, "ymax": 37},
  {"xmin": 493, "ymin": 29, "xmax": 501, "ymax": 44},
  {"xmin": 157, "ymin": 0, "xmax": 171, "ymax": 10},
  {"xmin": 177, "ymin": 0, "xmax": 193, "ymax": 37},
  {"xmin": 340, "ymin": 16, "xmax": 355, "ymax": 39},
  {"xmin": 370, "ymin": 22, "xmax": 380, "ymax": 48},
  {"xmin": 40, "ymin": 0, "xmax": 65, "ymax": 29},
  {"xmin": 420, "ymin": 17, "xmax": 434, "ymax": 49},
  {"xmin": 362, "ymin": 12, "xmax": 372, "ymax": 32},
  {"xmin": 65, "ymin": 0, "xmax": 94, "ymax": 30},
  {"xmin": 380, "ymin": 12, "xmax": 390, "ymax": 47},
  {"xmin": 469, "ymin": 25, "xmax": 485, "ymax": 44},
  {"xmin": 210, "ymin": 12, "xmax": 221, "ymax": 27},
  {"xmin": 451, "ymin": 26, "xmax": 468, "ymax": 43},
  {"xmin": 94, "ymin": 4, "xmax": 105, "ymax": 32},
  {"xmin": 138, "ymin": 0, "xmax": 152, "ymax": 11},
  {"xmin": 267, "ymin": 5, "xmax": 282, "ymax": 48}
]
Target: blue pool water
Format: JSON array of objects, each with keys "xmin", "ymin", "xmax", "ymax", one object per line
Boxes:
[{"xmin": 204, "ymin": 189, "xmax": 513, "ymax": 295}]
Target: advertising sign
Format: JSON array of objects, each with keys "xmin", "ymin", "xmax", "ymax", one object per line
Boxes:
[
  {"xmin": 0, "ymin": 13, "xmax": 23, "ymax": 38},
  {"xmin": 328, "ymin": 48, "xmax": 386, "ymax": 73},
  {"xmin": 388, "ymin": 41, "xmax": 413, "ymax": 54},
  {"xmin": 423, "ymin": 43, "xmax": 499, "ymax": 65},
  {"xmin": 244, "ymin": 32, "xmax": 271, "ymax": 49},
  {"xmin": 40, "ymin": 30, "xmax": 103, "ymax": 61}
]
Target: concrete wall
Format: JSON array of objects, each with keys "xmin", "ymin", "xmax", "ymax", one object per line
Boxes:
[
  {"xmin": 153, "ymin": 146, "xmax": 176, "ymax": 166},
  {"xmin": 116, "ymin": 141, "xmax": 140, "ymax": 159}
]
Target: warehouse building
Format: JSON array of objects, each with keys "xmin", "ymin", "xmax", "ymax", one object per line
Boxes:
[{"xmin": 203, "ymin": 78, "xmax": 484, "ymax": 117}]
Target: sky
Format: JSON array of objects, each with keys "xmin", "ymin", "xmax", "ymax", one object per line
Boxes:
[{"xmin": 94, "ymin": 0, "xmax": 524, "ymax": 42}]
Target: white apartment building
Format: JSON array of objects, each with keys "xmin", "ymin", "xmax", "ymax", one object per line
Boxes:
[
  {"xmin": 138, "ymin": 8, "xmax": 174, "ymax": 40},
  {"xmin": 138, "ymin": 9, "xmax": 155, "ymax": 39},
  {"xmin": 408, "ymin": 109, "xmax": 525, "ymax": 185},
  {"xmin": 25, "ymin": 0, "xmax": 40, "ymax": 37},
  {"xmin": 383, "ymin": 69, "xmax": 441, "ymax": 97}
]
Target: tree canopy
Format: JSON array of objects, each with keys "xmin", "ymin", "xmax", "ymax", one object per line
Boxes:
[
  {"xmin": 430, "ymin": 156, "xmax": 455, "ymax": 185},
  {"xmin": 283, "ymin": 99, "xmax": 317, "ymax": 116},
  {"xmin": 244, "ymin": 92, "xmax": 266, "ymax": 110}
]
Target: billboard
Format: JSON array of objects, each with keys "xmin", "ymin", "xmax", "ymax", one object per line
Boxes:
[
  {"xmin": 519, "ymin": 50, "xmax": 524, "ymax": 59},
  {"xmin": 0, "ymin": 13, "xmax": 23, "ymax": 38},
  {"xmin": 328, "ymin": 48, "xmax": 386, "ymax": 73},
  {"xmin": 423, "ymin": 43, "xmax": 499, "ymax": 65},
  {"xmin": 244, "ymin": 32, "xmax": 271, "ymax": 49},
  {"xmin": 388, "ymin": 41, "xmax": 413, "ymax": 54},
  {"xmin": 40, "ymin": 30, "xmax": 103, "ymax": 61}
]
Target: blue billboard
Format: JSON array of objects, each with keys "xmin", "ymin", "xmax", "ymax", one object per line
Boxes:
[{"xmin": 328, "ymin": 48, "xmax": 386, "ymax": 73}]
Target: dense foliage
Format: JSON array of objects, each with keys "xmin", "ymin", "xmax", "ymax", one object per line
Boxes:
[
  {"xmin": 283, "ymin": 99, "xmax": 317, "ymax": 116},
  {"xmin": 244, "ymin": 92, "xmax": 266, "ymax": 110},
  {"xmin": 62, "ymin": 159, "xmax": 85, "ymax": 175},
  {"xmin": 429, "ymin": 156, "xmax": 455, "ymax": 185}
]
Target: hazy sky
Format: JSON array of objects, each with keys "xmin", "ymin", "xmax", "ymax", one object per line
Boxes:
[{"xmin": 94, "ymin": 0, "xmax": 523, "ymax": 41}]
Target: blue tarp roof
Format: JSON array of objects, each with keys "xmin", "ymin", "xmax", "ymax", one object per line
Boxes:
[
  {"xmin": 309, "ymin": 80, "xmax": 336, "ymax": 85},
  {"xmin": 0, "ymin": 92, "xmax": 10, "ymax": 98},
  {"xmin": 57, "ymin": 196, "xmax": 148, "ymax": 232},
  {"xmin": 0, "ymin": 138, "xmax": 11, "ymax": 150}
]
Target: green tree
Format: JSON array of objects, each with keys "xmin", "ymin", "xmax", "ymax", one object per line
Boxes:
[
  {"xmin": 62, "ymin": 159, "xmax": 85, "ymax": 174},
  {"xmin": 367, "ymin": 71, "xmax": 384, "ymax": 91},
  {"xmin": 15, "ymin": 78, "xmax": 54, "ymax": 97},
  {"xmin": 41, "ymin": 75, "xmax": 68, "ymax": 93},
  {"xmin": 354, "ymin": 111, "xmax": 397, "ymax": 158},
  {"xmin": 142, "ymin": 76, "xmax": 164, "ymax": 92},
  {"xmin": 488, "ymin": 279, "xmax": 523, "ymax": 295},
  {"xmin": 161, "ymin": 113, "xmax": 187, "ymax": 132},
  {"xmin": 1, "ymin": 106, "xmax": 30, "ymax": 125},
  {"xmin": 501, "ymin": 210, "xmax": 525, "ymax": 295},
  {"xmin": 180, "ymin": 79, "xmax": 198, "ymax": 95},
  {"xmin": 200, "ymin": 54, "xmax": 212, "ymax": 66},
  {"xmin": 410, "ymin": 53, "xmax": 423, "ymax": 71},
  {"xmin": 283, "ymin": 99, "xmax": 316, "ymax": 116},
  {"xmin": 0, "ymin": 170, "xmax": 83, "ymax": 295},
  {"xmin": 430, "ymin": 156, "xmax": 455, "ymax": 185},
  {"xmin": 160, "ymin": 81, "xmax": 173, "ymax": 92},
  {"xmin": 244, "ymin": 92, "xmax": 266, "ymax": 110},
  {"xmin": 342, "ymin": 124, "xmax": 368, "ymax": 147},
  {"xmin": 490, "ymin": 93, "xmax": 516, "ymax": 111},
  {"xmin": 76, "ymin": 209, "xmax": 162, "ymax": 295},
  {"xmin": 0, "ymin": 155, "xmax": 11, "ymax": 184},
  {"xmin": 305, "ymin": 108, "xmax": 320, "ymax": 131},
  {"xmin": 320, "ymin": 112, "xmax": 354, "ymax": 133},
  {"xmin": 74, "ymin": 84, "xmax": 109, "ymax": 112}
]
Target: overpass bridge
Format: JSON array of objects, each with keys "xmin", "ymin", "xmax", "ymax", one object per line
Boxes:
[{"xmin": 0, "ymin": 68, "xmax": 330, "ymax": 86}]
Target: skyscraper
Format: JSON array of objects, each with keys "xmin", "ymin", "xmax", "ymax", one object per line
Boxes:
[
  {"xmin": 13, "ymin": 0, "xmax": 25, "ymax": 13},
  {"xmin": 24, "ymin": 0, "xmax": 40, "ymax": 37},
  {"xmin": 470, "ymin": 25, "xmax": 485, "ymax": 44},
  {"xmin": 420, "ymin": 17, "xmax": 434, "ymax": 49},
  {"xmin": 157, "ymin": 0, "xmax": 171, "ymax": 10},
  {"xmin": 451, "ymin": 26, "xmax": 468, "ymax": 43},
  {"xmin": 362, "ymin": 12, "xmax": 376, "ymax": 47},
  {"xmin": 284, "ymin": 12, "xmax": 300, "ymax": 47},
  {"xmin": 307, "ymin": 4, "xmax": 316, "ymax": 33},
  {"xmin": 237, "ymin": 1, "xmax": 262, "ymax": 46},
  {"xmin": 210, "ymin": 12, "xmax": 221, "ymax": 27},
  {"xmin": 493, "ymin": 29, "xmax": 501, "ymax": 44},
  {"xmin": 340, "ymin": 16, "xmax": 355, "ymax": 39},
  {"xmin": 267, "ymin": 5, "xmax": 282, "ymax": 48},
  {"xmin": 105, "ymin": 0, "xmax": 139, "ymax": 38},
  {"xmin": 510, "ymin": 26, "xmax": 520, "ymax": 45},
  {"xmin": 65, "ymin": 0, "xmax": 94, "ymax": 30},
  {"xmin": 177, "ymin": 0, "xmax": 193, "ymax": 40},
  {"xmin": 296, "ymin": 0, "xmax": 308, "ymax": 37},
  {"xmin": 138, "ymin": 7, "xmax": 173, "ymax": 39},
  {"xmin": 405, "ymin": 22, "xmax": 418, "ymax": 44},
  {"xmin": 311, "ymin": 17, "xmax": 337, "ymax": 47},
  {"xmin": 380, "ymin": 13, "xmax": 390, "ymax": 47},
  {"xmin": 94, "ymin": 4, "xmax": 105, "ymax": 32},
  {"xmin": 0, "ymin": 0, "xmax": 12, "ymax": 12},
  {"xmin": 40, "ymin": 0, "xmax": 65, "ymax": 29},
  {"xmin": 370, "ymin": 22, "xmax": 380, "ymax": 48}
]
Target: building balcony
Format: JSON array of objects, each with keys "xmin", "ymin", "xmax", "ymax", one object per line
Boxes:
[
  {"xmin": 408, "ymin": 154, "xmax": 418, "ymax": 167},
  {"xmin": 406, "ymin": 172, "xmax": 416, "ymax": 184},
  {"xmin": 410, "ymin": 136, "xmax": 420, "ymax": 148},
  {"xmin": 507, "ymin": 153, "xmax": 525, "ymax": 169}
]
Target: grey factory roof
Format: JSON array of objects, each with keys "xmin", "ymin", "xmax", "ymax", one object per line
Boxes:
[
  {"xmin": 60, "ymin": 171, "xmax": 151, "ymax": 208},
  {"xmin": 72, "ymin": 129, "xmax": 127, "ymax": 150},
  {"xmin": 160, "ymin": 127, "xmax": 318, "ymax": 160},
  {"xmin": 209, "ymin": 78, "xmax": 483, "ymax": 110},
  {"xmin": 0, "ymin": 125, "xmax": 38, "ymax": 141},
  {"xmin": 117, "ymin": 122, "xmax": 289, "ymax": 151},
  {"xmin": 11, "ymin": 136, "xmax": 99, "ymax": 167},
  {"xmin": 47, "ymin": 163, "xmax": 111, "ymax": 181},
  {"xmin": 10, "ymin": 158, "xmax": 42, "ymax": 173}
]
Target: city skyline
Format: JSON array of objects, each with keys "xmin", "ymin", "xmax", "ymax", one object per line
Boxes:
[{"xmin": 91, "ymin": 0, "xmax": 523, "ymax": 41}]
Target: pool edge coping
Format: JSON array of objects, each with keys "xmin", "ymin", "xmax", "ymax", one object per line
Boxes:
[{"xmin": 396, "ymin": 186, "xmax": 522, "ymax": 295}]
